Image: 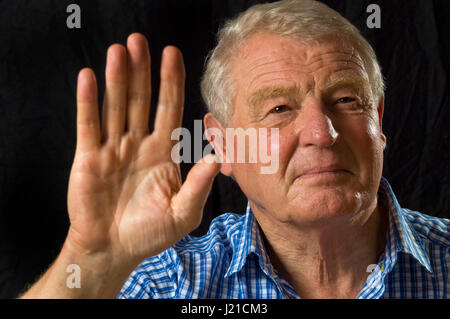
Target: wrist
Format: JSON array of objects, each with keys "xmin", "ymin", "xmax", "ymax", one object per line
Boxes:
[
  {"xmin": 20, "ymin": 231, "xmax": 141, "ymax": 299},
  {"xmin": 59, "ymin": 232, "xmax": 141, "ymax": 297}
]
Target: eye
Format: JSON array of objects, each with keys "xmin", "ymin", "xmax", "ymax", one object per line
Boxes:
[
  {"xmin": 270, "ymin": 105, "xmax": 290, "ymax": 114},
  {"xmin": 336, "ymin": 97, "xmax": 356, "ymax": 104}
]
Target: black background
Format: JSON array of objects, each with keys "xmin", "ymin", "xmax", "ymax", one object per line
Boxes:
[{"xmin": 0, "ymin": 0, "xmax": 449, "ymax": 298}]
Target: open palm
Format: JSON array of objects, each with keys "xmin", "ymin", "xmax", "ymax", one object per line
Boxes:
[{"xmin": 66, "ymin": 34, "xmax": 220, "ymax": 265}]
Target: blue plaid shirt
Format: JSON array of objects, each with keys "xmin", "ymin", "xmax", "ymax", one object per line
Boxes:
[{"xmin": 118, "ymin": 177, "xmax": 449, "ymax": 299}]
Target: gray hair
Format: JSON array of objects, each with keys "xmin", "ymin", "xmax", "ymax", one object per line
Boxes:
[{"xmin": 200, "ymin": 0, "xmax": 385, "ymax": 125}]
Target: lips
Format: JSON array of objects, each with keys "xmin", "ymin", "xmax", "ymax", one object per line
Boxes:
[{"xmin": 297, "ymin": 165, "xmax": 351, "ymax": 179}]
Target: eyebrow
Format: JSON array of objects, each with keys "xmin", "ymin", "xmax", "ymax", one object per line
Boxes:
[
  {"xmin": 322, "ymin": 75, "xmax": 371, "ymax": 93},
  {"xmin": 247, "ymin": 86, "xmax": 300, "ymax": 116}
]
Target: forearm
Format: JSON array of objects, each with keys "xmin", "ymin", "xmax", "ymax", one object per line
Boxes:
[{"xmin": 19, "ymin": 240, "xmax": 138, "ymax": 299}]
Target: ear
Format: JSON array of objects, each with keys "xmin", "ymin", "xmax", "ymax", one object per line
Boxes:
[
  {"xmin": 204, "ymin": 113, "xmax": 233, "ymax": 176},
  {"xmin": 377, "ymin": 95, "xmax": 387, "ymax": 148}
]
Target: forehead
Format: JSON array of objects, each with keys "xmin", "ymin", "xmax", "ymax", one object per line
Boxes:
[{"xmin": 231, "ymin": 32, "xmax": 369, "ymax": 96}]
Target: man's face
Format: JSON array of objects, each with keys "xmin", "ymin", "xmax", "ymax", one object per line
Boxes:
[{"xmin": 224, "ymin": 32, "xmax": 386, "ymax": 226}]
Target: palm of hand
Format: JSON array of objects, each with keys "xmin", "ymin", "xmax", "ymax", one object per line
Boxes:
[{"xmin": 68, "ymin": 135, "xmax": 184, "ymax": 259}]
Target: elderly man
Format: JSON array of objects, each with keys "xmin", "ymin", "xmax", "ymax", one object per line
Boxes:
[{"xmin": 21, "ymin": 0, "xmax": 448, "ymax": 299}]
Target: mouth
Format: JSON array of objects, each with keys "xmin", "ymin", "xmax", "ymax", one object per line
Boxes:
[{"xmin": 296, "ymin": 165, "xmax": 352, "ymax": 181}]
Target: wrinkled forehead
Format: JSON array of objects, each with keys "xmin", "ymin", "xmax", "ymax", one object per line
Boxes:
[{"xmin": 231, "ymin": 32, "xmax": 369, "ymax": 94}]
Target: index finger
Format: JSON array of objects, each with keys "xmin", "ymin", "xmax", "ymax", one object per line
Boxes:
[
  {"xmin": 153, "ymin": 46, "xmax": 186, "ymax": 143},
  {"xmin": 76, "ymin": 68, "xmax": 101, "ymax": 153}
]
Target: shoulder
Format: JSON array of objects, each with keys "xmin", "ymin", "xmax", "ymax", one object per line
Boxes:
[
  {"xmin": 118, "ymin": 212, "xmax": 246, "ymax": 298},
  {"xmin": 402, "ymin": 208, "xmax": 450, "ymax": 247}
]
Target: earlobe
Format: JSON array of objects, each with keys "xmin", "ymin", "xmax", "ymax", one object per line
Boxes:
[{"xmin": 203, "ymin": 113, "xmax": 233, "ymax": 176}]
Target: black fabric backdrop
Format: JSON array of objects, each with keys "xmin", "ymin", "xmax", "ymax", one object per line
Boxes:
[{"xmin": 0, "ymin": 0, "xmax": 449, "ymax": 298}]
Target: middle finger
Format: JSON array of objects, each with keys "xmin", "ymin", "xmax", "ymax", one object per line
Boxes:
[{"xmin": 102, "ymin": 44, "xmax": 128, "ymax": 144}]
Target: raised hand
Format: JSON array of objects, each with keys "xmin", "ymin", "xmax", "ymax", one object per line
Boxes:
[
  {"xmin": 19, "ymin": 33, "xmax": 220, "ymax": 299},
  {"xmin": 66, "ymin": 33, "xmax": 220, "ymax": 268}
]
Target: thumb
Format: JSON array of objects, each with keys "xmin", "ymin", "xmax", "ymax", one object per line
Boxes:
[{"xmin": 171, "ymin": 154, "xmax": 221, "ymax": 233}]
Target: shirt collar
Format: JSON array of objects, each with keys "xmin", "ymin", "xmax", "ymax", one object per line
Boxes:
[
  {"xmin": 225, "ymin": 203, "xmax": 274, "ymax": 278},
  {"xmin": 225, "ymin": 177, "xmax": 433, "ymax": 278},
  {"xmin": 378, "ymin": 177, "xmax": 432, "ymax": 273}
]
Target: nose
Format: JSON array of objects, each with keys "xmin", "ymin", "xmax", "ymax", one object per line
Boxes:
[{"xmin": 298, "ymin": 99, "xmax": 339, "ymax": 148}]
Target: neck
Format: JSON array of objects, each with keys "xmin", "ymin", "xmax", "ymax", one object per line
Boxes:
[{"xmin": 253, "ymin": 200, "xmax": 388, "ymax": 299}]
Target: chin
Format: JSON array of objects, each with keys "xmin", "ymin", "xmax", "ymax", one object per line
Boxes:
[{"xmin": 286, "ymin": 187, "xmax": 367, "ymax": 225}]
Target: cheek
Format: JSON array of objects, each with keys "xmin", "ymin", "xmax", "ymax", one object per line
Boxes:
[
  {"xmin": 365, "ymin": 113, "xmax": 385, "ymax": 156},
  {"xmin": 276, "ymin": 126, "xmax": 300, "ymax": 165},
  {"xmin": 341, "ymin": 115, "xmax": 384, "ymax": 177},
  {"xmin": 229, "ymin": 128, "xmax": 293, "ymax": 203},
  {"xmin": 367, "ymin": 114, "xmax": 381, "ymax": 140}
]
